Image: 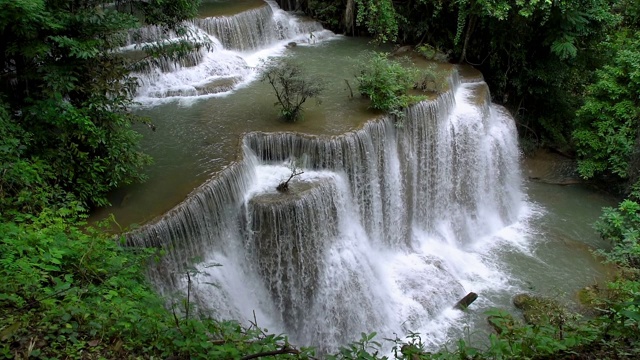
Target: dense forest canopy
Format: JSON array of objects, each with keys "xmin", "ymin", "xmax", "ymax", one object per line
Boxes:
[{"xmin": 1, "ymin": 0, "xmax": 639, "ymax": 358}]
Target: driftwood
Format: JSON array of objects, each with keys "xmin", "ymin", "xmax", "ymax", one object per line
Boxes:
[{"xmin": 453, "ymin": 292, "xmax": 478, "ymax": 310}]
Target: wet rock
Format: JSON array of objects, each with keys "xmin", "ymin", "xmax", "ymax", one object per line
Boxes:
[
  {"xmin": 246, "ymin": 179, "xmax": 338, "ymax": 334},
  {"xmin": 453, "ymin": 292, "xmax": 478, "ymax": 310}
]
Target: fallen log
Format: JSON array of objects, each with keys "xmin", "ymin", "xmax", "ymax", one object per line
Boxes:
[{"xmin": 454, "ymin": 292, "xmax": 478, "ymax": 310}]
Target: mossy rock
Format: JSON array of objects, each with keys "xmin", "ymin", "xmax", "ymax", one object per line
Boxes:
[{"xmin": 513, "ymin": 293, "xmax": 568, "ymax": 327}]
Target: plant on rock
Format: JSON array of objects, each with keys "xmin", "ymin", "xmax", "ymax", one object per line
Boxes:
[
  {"xmin": 262, "ymin": 58, "xmax": 325, "ymax": 122},
  {"xmin": 355, "ymin": 51, "xmax": 419, "ymax": 117}
]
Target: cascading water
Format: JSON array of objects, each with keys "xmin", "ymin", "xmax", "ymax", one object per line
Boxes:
[
  {"xmin": 194, "ymin": 1, "xmax": 323, "ymax": 52},
  {"xmin": 127, "ymin": 65, "xmax": 525, "ymax": 354},
  {"xmin": 127, "ymin": 0, "xmax": 332, "ymax": 102}
]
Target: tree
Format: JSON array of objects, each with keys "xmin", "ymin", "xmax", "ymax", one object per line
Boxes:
[
  {"xmin": 573, "ymin": 30, "xmax": 640, "ymax": 184},
  {"xmin": 0, "ymin": 0, "xmax": 205, "ymax": 213},
  {"xmin": 354, "ymin": 0, "xmax": 398, "ymax": 44},
  {"xmin": 261, "ymin": 58, "xmax": 325, "ymax": 122},
  {"xmin": 443, "ymin": 0, "xmax": 616, "ymax": 147},
  {"xmin": 276, "ymin": 162, "xmax": 304, "ymax": 193}
]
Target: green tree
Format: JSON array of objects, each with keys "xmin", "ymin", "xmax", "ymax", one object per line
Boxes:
[
  {"xmin": 354, "ymin": 0, "xmax": 398, "ymax": 44},
  {"xmin": 262, "ymin": 58, "xmax": 325, "ymax": 122},
  {"xmin": 573, "ymin": 30, "xmax": 640, "ymax": 183},
  {"xmin": 448, "ymin": 0, "xmax": 616, "ymax": 147},
  {"xmin": 0, "ymin": 0, "xmax": 204, "ymax": 214}
]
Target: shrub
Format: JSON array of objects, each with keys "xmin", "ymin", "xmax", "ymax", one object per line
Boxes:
[
  {"xmin": 0, "ymin": 212, "xmax": 314, "ymax": 359},
  {"xmin": 414, "ymin": 64, "xmax": 449, "ymax": 93},
  {"xmin": 355, "ymin": 52, "xmax": 419, "ymax": 116},
  {"xmin": 594, "ymin": 185, "xmax": 640, "ymax": 268}
]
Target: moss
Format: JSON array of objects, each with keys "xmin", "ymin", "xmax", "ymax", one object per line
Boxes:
[{"xmin": 513, "ymin": 293, "xmax": 568, "ymax": 327}]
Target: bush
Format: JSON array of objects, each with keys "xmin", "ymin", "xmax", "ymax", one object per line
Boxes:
[
  {"xmin": 355, "ymin": 52, "xmax": 420, "ymax": 116},
  {"xmin": 414, "ymin": 64, "xmax": 448, "ymax": 93},
  {"xmin": 594, "ymin": 186, "xmax": 640, "ymax": 268},
  {"xmin": 0, "ymin": 212, "xmax": 163, "ymax": 358}
]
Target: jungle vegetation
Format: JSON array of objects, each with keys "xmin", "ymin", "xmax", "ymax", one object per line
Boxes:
[{"xmin": 1, "ymin": 0, "xmax": 639, "ymax": 358}]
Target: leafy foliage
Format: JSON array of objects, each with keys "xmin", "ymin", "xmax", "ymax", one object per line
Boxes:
[
  {"xmin": 355, "ymin": 52, "xmax": 420, "ymax": 116},
  {"xmin": 327, "ymin": 332, "xmax": 383, "ymax": 360},
  {"xmin": 0, "ymin": 211, "xmax": 162, "ymax": 358},
  {"xmin": 305, "ymin": 0, "xmax": 345, "ymax": 33},
  {"xmin": 594, "ymin": 187, "xmax": 640, "ymax": 268},
  {"xmin": 323, "ymin": 304, "xmax": 637, "ymax": 359},
  {"xmin": 573, "ymin": 30, "xmax": 640, "ymax": 182},
  {"xmin": 354, "ymin": 0, "xmax": 398, "ymax": 43},
  {"xmin": 414, "ymin": 65, "xmax": 449, "ymax": 93},
  {"xmin": 0, "ymin": 211, "xmax": 317, "ymax": 359},
  {"xmin": 0, "ymin": 0, "xmax": 206, "ymax": 213},
  {"xmin": 262, "ymin": 58, "xmax": 326, "ymax": 122},
  {"xmin": 415, "ymin": 44, "xmax": 450, "ymax": 63},
  {"xmin": 324, "ymin": 311, "xmax": 600, "ymax": 360}
]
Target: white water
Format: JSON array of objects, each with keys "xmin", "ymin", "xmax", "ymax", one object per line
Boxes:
[
  {"xmin": 127, "ymin": 75, "xmax": 530, "ymax": 354},
  {"xmin": 128, "ymin": 0, "xmax": 334, "ymax": 104},
  {"xmin": 120, "ymin": 1, "xmax": 538, "ymax": 354}
]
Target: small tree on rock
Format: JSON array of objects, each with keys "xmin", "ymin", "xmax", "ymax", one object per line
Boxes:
[
  {"xmin": 261, "ymin": 59, "xmax": 325, "ymax": 122},
  {"xmin": 276, "ymin": 159, "xmax": 304, "ymax": 193}
]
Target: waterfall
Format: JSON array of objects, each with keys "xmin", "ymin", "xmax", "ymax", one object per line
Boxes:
[
  {"xmin": 194, "ymin": 1, "xmax": 323, "ymax": 52},
  {"xmin": 127, "ymin": 0, "xmax": 333, "ymax": 101},
  {"xmin": 126, "ymin": 69, "xmax": 524, "ymax": 353}
]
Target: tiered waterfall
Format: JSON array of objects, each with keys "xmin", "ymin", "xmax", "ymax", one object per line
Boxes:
[{"xmin": 127, "ymin": 68, "xmax": 523, "ymax": 352}]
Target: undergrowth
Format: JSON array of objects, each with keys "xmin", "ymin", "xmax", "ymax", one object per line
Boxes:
[{"xmin": 0, "ymin": 210, "xmax": 313, "ymax": 359}]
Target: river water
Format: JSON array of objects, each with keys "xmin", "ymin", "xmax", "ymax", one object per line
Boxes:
[{"xmin": 96, "ymin": 0, "xmax": 618, "ymax": 354}]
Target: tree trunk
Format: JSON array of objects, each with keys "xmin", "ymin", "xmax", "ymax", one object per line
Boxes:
[
  {"xmin": 458, "ymin": 15, "xmax": 477, "ymax": 64},
  {"xmin": 344, "ymin": 0, "xmax": 355, "ymax": 36}
]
